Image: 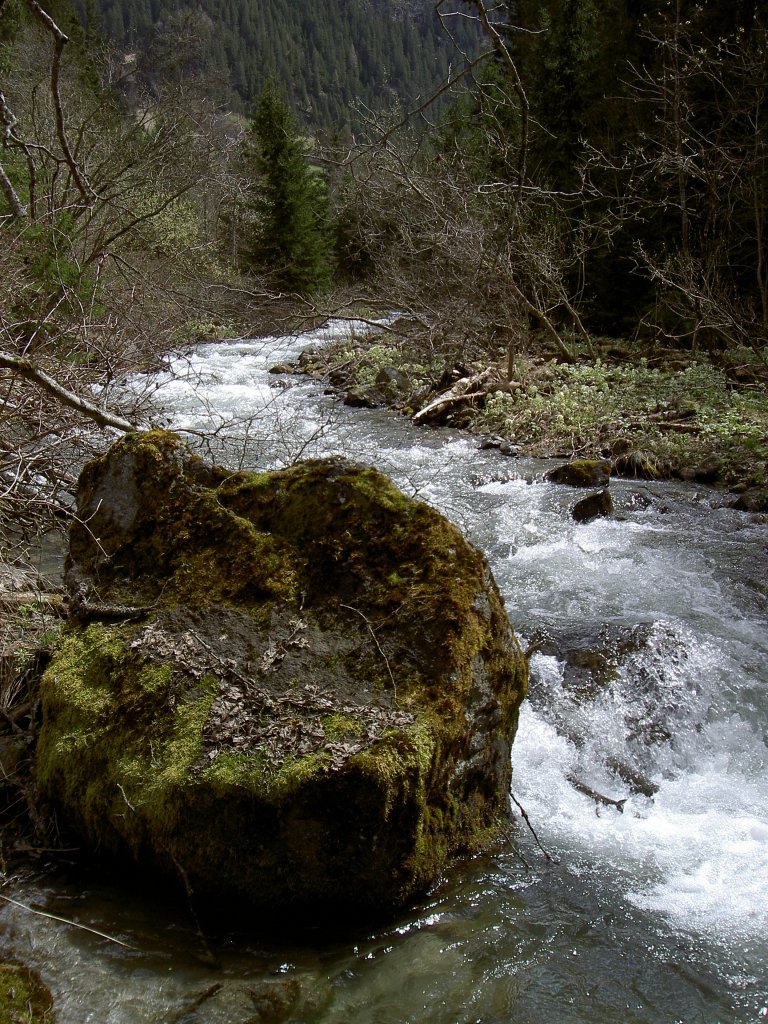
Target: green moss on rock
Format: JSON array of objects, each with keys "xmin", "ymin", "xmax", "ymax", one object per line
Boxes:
[
  {"xmin": 546, "ymin": 459, "xmax": 611, "ymax": 487},
  {"xmin": 0, "ymin": 962, "xmax": 54, "ymax": 1024},
  {"xmin": 37, "ymin": 431, "xmax": 528, "ymax": 921}
]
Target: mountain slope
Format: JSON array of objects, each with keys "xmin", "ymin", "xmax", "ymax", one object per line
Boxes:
[{"xmin": 88, "ymin": 0, "xmax": 479, "ymax": 128}]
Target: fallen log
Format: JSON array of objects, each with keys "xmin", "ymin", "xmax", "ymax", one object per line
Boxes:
[
  {"xmin": 412, "ymin": 368, "xmax": 495, "ymax": 424},
  {"xmin": 0, "ymin": 591, "xmax": 66, "ymax": 616}
]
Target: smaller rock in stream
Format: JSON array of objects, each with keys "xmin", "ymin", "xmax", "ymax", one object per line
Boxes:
[{"xmin": 572, "ymin": 488, "xmax": 614, "ymax": 523}]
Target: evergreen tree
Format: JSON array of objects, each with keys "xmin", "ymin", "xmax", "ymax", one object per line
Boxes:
[{"xmin": 243, "ymin": 81, "xmax": 333, "ymax": 294}]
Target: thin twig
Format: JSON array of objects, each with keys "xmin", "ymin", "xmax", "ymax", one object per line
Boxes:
[
  {"xmin": 499, "ymin": 823, "xmax": 532, "ymax": 870},
  {"xmin": 23, "ymin": 0, "xmax": 95, "ymax": 203},
  {"xmin": 340, "ymin": 603, "xmax": 397, "ymax": 697},
  {"xmin": 0, "ymin": 893, "xmax": 139, "ymax": 949},
  {"xmin": 116, "ymin": 783, "xmax": 136, "ymax": 812},
  {"xmin": 168, "ymin": 984, "xmax": 224, "ymax": 1024},
  {"xmin": 169, "ymin": 854, "xmax": 219, "ymax": 967},
  {"xmin": 510, "ymin": 792, "xmax": 560, "ymax": 864}
]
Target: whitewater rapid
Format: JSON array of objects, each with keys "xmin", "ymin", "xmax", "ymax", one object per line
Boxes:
[{"xmin": 2, "ymin": 320, "xmax": 765, "ymax": 1022}]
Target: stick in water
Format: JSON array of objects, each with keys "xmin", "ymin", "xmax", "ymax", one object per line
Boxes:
[
  {"xmin": 510, "ymin": 792, "xmax": 561, "ymax": 864},
  {"xmin": 566, "ymin": 773, "xmax": 628, "ymax": 813},
  {"xmin": 0, "ymin": 893, "xmax": 138, "ymax": 950}
]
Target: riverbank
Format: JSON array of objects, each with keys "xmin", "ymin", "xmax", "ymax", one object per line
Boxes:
[{"xmin": 282, "ymin": 323, "xmax": 768, "ymax": 509}]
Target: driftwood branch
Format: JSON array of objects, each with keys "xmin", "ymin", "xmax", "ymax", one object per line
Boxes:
[
  {"xmin": 0, "ymin": 349, "xmax": 136, "ymax": 432},
  {"xmin": 0, "ymin": 591, "xmax": 67, "ymax": 615},
  {"xmin": 566, "ymin": 773, "xmax": 628, "ymax": 814},
  {"xmin": 68, "ymin": 578, "xmax": 150, "ymax": 621},
  {"xmin": 412, "ymin": 368, "xmax": 494, "ymax": 424}
]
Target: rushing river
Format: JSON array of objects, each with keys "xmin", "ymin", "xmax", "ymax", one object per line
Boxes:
[{"xmin": 2, "ymin": 322, "xmax": 767, "ymax": 1022}]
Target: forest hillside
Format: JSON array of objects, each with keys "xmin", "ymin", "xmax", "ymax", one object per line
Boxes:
[{"xmin": 78, "ymin": 0, "xmax": 481, "ymax": 129}]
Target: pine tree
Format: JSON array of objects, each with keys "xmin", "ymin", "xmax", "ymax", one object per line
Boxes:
[{"xmin": 243, "ymin": 80, "xmax": 333, "ymax": 294}]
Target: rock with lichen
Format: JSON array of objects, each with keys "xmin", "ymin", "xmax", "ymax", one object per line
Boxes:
[
  {"xmin": 0, "ymin": 961, "xmax": 54, "ymax": 1022},
  {"xmin": 36, "ymin": 431, "xmax": 527, "ymax": 923}
]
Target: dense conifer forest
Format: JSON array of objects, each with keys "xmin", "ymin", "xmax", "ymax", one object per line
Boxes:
[{"xmin": 80, "ymin": 0, "xmax": 480, "ymax": 129}]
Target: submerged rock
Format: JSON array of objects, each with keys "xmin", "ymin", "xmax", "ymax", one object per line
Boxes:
[
  {"xmin": 343, "ymin": 385, "xmax": 383, "ymax": 408},
  {"xmin": 36, "ymin": 431, "xmax": 527, "ymax": 922},
  {"xmin": 731, "ymin": 487, "xmax": 768, "ymax": 513},
  {"xmin": 678, "ymin": 454, "xmax": 723, "ymax": 484}
]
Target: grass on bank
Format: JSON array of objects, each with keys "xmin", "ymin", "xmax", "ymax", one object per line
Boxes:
[{"xmin": 299, "ymin": 331, "xmax": 768, "ymax": 493}]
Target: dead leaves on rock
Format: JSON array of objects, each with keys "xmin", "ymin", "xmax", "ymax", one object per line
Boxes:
[
  {"xmin": 258, "ymin": 617, "xmax": 309, "ymax": 674},
  {"xmin": 203, "ymin": 678, "xmax": 413, "ymax": 773},
  {"xmin": 127, "ymin": 617, "xmax": 413, "ymax": 774}
]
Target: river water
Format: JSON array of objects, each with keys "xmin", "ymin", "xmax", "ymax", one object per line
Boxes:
[{"xmin": 2, "ymin": 322, "xmax": 767, "ymax": 1022}]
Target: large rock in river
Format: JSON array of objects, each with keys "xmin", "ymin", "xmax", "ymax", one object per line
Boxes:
[{"xmin": 37, "ymin": 431, "xmax": 527, "ymax": 921}]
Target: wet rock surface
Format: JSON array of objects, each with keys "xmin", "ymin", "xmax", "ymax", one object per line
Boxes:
[
  {"xmin": 572, "ymin": 488, "xmax": 614, "ymax": 523},
  {"xmin": 36, "ymin": 431, "xmax": 527, "ymax": 922}
]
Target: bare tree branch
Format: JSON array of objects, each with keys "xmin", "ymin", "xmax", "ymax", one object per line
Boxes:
[
  {"xmin": 0, "ymin": 88, "xmax": 29, "ymax": 218},
  {"xmin": 0, "ymin": 158, "xmax": 26, "ymax": 218},
  {"xmin": 0, "ymin": 349, "xmax": 135, "ymax": 431},
  {"xmin": 453, "ymin": 0, "xmax": 530, "ymax": 198},
  {"xmin": 23, "ymin": 0, "xmax": 96, "ymax": 205}
]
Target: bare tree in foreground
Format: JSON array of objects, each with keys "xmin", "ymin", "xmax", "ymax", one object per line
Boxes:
[{"xmin": 0, "ymin": 0, "xmax": 259, "ymax": 559}]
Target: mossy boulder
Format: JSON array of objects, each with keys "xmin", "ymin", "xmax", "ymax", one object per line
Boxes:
[
  {"xmin": 36, "ymin": 431, "xmax": 527, "ymax": 922},
  {"xmin": 546, "ymin": 459, "xmax": 612, "ymax": 487}
]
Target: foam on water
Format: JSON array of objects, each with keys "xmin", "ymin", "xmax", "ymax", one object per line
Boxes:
[
  {"xmin": 21, "ymin": 320, "xmax": 760, "ymax": 1019},
  {"xmin": 512, "ymin": 614, "xmax": 768, "ymax": 955}
]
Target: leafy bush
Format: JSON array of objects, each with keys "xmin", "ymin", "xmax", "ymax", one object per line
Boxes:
[{"xmin": 484, "ymin": 359, "xmax": 768, "ymax": 480}]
